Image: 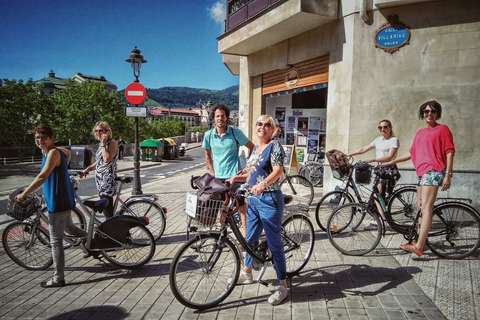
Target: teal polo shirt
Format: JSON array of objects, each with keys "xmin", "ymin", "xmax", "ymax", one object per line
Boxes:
[{"xmin": 203, "ymin": 126, "xmax": 250, "ymax": 179}]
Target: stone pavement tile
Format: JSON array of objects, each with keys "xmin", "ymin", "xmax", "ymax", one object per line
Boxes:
[
  {"xmin": 88, "ymin": 311, "xmax": 111, "ymax": 320},
  {"xmin": 327, "ymin": 308, "xmax": 349, "ymax": 319},
  {"xmin": 422, "ymin": 307, "xmax": 447, "ymax": 320},
  {"xmin": 342, "ymin": 296, "xmax": 362, "ymax": 309},
  {"xmin": 402, "ymin": 280, "xmax": 427, "ymax": 296},
  {"xmin": 403, "ymin": 310, "xmax": 428, "ymax": 320},
  {"xmin": 365, "ymin": 307, "xmax": 388, "ymax": 319},
  {"xmin": 346, "ymin": 308, "xmax": 369, "ymax": 320},
  {"xmin": 385, "ymin": 309, "xmax": 408, "ymax": 320},
  {"xmin": 359, "ymin": 295, "xmax": 380, "ymax": 309},
  {"xmin": 394, "ymin": 295, "xmax": 421, "ymax": 310},
  {"xmin": 409, "ymin": 295, "xmax": 437, "ymax": 310},
  {"xmin": 377, "ymin": 294, "xmax": 402, "ymax": 309},
  {"xmin": 70, "ymin": 311, "xmax": 95, "ymax": 320},
  {"xmin": 255, "ymin": 305, "xmax": 273, "ymax": 319},
  {"xmin": 325, "ymin": 293, "xmax": 345, "ymax": 309}
]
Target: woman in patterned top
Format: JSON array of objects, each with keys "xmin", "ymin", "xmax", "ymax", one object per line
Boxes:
[
  {"xmin": 80, "ymin": 121, "xmax": 118, "ymax": 218},
  {"xmin": 227, "ymin": 115, "xmax": 288, "ymax": 305}
]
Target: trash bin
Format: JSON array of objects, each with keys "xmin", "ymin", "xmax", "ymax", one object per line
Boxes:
[
  {"xmin": 70, "ymin": 146, "xmax": 92, "ymax": 169},
  {"xmin": 163, "ymin": 145, "xmax": 175, "ymax": 160},
  {"xmin": 140, "ymin": 139, "xmax": 164, "ymax": 162}
]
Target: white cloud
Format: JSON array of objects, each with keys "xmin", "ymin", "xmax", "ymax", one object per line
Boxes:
[{"xmin": 209, "ymin": 1, "xmax": 226, "ymax": 24}]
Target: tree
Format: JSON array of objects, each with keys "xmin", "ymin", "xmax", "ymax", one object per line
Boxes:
[
  {"xmin": 0, "ymin": 79, "xmax": 53, "ymax": 147},
  {"xmin": 146, "ymin": 116, "xmax": 185, "ymax": 139},
  {"xmin": 52, "ymin": 81, "xmax": 132, "ymax": 144}
]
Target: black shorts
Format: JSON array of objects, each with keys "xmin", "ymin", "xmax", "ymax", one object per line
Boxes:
[{"xmin": 218, "ymin": 179, "xmax": 245, "ymax": 206}]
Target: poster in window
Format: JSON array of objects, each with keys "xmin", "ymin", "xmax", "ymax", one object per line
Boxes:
[
  {"xmin": 287, "ymin": 116, "xmax": 296, "ymax": 132},
  {"xmin": 309, "ymin": 117, "xmax": 321, "ymax": 131},
  {"xmin": 318, "ymin": 109, "xmax": 327, "ymax": 131},
  {"xmin": 308, "ymin": 130, "xmax": 319, "ymax": 139},
  {"xmin": 275, "ymin": 107, "xmax": 286, "ymax": 122},
  {"xmin": 286, "ymin": 133, "xmax": 295, "ymax": 145},
  {"xmin": 307, "ymin": 139, "xmax": 318, "ymax": 154},
  {"xmin": 296, "ymin": 148, "xmax": 304, "ymax": 162},
  {"xmin": 297, "ymin": 117, "xmax": 308, "ymax": 133},
  {"xmin": 319, "ymin": 133, "xmax": 327, "ymax": 148},
  {"xmin": 292, "ymin": 109, "xmax": 303, "ymax": 116},
  {"xmin": 297, "ymin": 134, "xmax": 307, "ymax": 147}
]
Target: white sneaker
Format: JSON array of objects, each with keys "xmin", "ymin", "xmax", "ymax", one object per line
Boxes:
[
  {"xmin": 364, "ymin": 222, "xmax": 378, "ymax": 231},
  {"xmin": 268, "ymin": 285, "xmax": 288, "ymax": 305},
  {"xmin": 228, "ymin": 271, "xmax": 253, "ymax": 285}
]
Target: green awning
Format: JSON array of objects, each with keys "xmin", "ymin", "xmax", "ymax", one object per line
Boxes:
[{"xmin": 140, "ymin": 139, "xmax": 164, "ymax": 147}]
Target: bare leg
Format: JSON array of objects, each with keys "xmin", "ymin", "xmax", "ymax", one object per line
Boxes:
[{"xmin": 416, "ymin": 186, "xmax": 439, "ymax": 250}]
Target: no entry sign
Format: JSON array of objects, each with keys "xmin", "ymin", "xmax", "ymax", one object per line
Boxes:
[{"xmin": 125, "ymin": 82, "xmax": 146, "ymax": 105}]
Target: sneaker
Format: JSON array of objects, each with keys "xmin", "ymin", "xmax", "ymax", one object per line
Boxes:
[
  {"xmin": 364, "ymin": 223, "xmax": 378, "ymax": 231},
  {"xmin": 228, "ymin": 271, "xmax": 253, "ymax": 285},
  {"xmin": 268, "ymin": 285, "xmax": 288, "ymax": 305}
]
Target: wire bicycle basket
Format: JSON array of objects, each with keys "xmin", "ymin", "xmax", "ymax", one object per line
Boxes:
[
  {"xmin": 7, "ymin": 188, "xmax": 40, "ymax": 221},
  {"xmin": 185, "ymin": 192, "xmax": 225, "ymax": 229}
]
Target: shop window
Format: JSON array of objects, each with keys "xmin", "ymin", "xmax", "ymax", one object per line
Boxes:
[{"xmin": 292, "ymin": 87, "xmax": 327, "ymax": 109}]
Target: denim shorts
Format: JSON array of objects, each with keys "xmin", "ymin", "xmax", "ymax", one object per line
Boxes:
[{"xmin": 418, "ymin": 170, "xmax": 445, "ymax": 186}]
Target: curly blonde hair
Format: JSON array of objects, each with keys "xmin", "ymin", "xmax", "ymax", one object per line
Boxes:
[{"xmin": 93, "ymin": 121, "xmax": 113, "ymax": 139}]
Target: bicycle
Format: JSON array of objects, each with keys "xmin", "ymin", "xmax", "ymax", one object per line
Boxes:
[
  {"xmin": 326, "ymin": 165, "xmax": 480, "ymax": 259},
  {"xmin": 279, "ymin": 168, "xmax": 314, "ymax": 207},
  {"xmin": 299, "ymin": 148, "xmax": 324, "ymax": 187},
  {"xmin": 170, "ymin": 181, "xmax": 315, "ymax": 309},
  {"xmin": 2, "ymin": 188, "xmax": 156, "ymax": 270},
  {"xmin": 315, "ymin": 157, "xmax": 417, "ymax": 231},
  {"xmin": 73, "ymin": 172, "xmax": 167, "ymax": 241}
]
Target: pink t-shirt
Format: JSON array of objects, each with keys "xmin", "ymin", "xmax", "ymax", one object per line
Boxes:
[{"xmin": 410, "ymin": 124, "xmax": 455, "ymax": 176}]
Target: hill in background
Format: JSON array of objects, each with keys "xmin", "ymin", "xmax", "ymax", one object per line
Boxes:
[{"xmin": 145, "ymin": 85, "xmax": 239, "ymax": 110}]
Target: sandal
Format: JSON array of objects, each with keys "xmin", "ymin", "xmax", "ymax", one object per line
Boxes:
[
  {"xmin": 41, "ymin": 279, "xmax": 66, "ymax": 288},
  {"xmin": 400, "ymin": 243, "xmax": 423, "ymax": 257}
]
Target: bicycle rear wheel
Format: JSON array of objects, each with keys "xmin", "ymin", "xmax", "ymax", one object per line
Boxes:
[
  {"xmin": 2, "ymin": 222, "xmax": 53, "ymax": 270},
  {"xmin": 121, "ymin": 199, "xmax": 166, "ymax": 241},
  {"xmin": 169, "ymin": 234, "xmax": 241, "ymax": 310},
  {"xmin": 426, "ymin": 203, "xmax": 480, "ymax": 259},
  {"xmin": 101, "ymin": 225, "xmax": 155, "ymax": 269},
  {"xmin": 303, "ymin": 164, "xmax": 323, "ymax": 187},
  {"xmin": 315, "ymin": 191, "xmax": 354, "ymax": 231},
  {"xmin": 282, "ymin": 214, "xmax": 315, "ymax": 277},
  {"xmin": 41, "ymin": 207, "xmax": 86, "ymax": 249},
  {"xmin": 280, "ymin": 175, "xmax": 314, "ymax": 206},
  {"xmin": 387, "ymin": 188, "xmax": 417, "ymax": 230},
  {"xmin": 327, "ymin": 203, "xmax": 382, "ymax": 256}
]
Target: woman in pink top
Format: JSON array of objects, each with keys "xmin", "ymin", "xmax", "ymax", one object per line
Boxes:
[{"xmin": 384, "ymin": 101, "xmax": 455, "ymax": 257}]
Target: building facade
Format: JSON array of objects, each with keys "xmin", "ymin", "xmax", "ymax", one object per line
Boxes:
[
  {"xmin": 150, "ymin": 107, "xmax": 201, "ymax": 127},
  {"xmin": 35, "ymin": 70, "xmax": 117, "ymax": 93},
  {"xmin": 218, "ymin": 0, "xmax": 480, "ymax": 208}
]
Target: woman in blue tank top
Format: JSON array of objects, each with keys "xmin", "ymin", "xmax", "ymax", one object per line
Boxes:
[
  {"xmin": 15, "ymin": 125, "xmax": 87, "ymax": 288},
  {"xmin": 227, "ymin": 115, "xmax": 288, "ymax": 306}
]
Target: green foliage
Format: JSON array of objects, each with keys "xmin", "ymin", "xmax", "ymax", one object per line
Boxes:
[
  {"xmin": 51, "ymin": 81, "xmax": 132, "ymax": 144},
  {"xmin": 0, "ymin": 79, "xmax": 53, "ymax": 146},
  {"xmin": 143, "ymin": 116, "xmax": 185, "ymax": 139},
  {"xmin": 145, "ymin": 86, "xmax": 239, "ymax": 110}
]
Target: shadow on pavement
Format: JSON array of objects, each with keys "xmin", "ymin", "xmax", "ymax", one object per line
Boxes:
[{"xmin": 47, "ymin": 305, "xmax": 127, "ymax": 320}]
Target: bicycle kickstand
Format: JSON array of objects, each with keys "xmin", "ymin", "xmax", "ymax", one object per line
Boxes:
[{"xmin": 256, "ymin": 264, "xmax": 269, "ymax": 287}]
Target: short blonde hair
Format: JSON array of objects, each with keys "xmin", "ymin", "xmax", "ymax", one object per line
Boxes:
[
  {"xmin": 94, "ymin": 121, "xmax": 113, "ymax": 139},
  {"xmin": 256, "ymin": 115, "xmax": 276, "ymax": 130}
]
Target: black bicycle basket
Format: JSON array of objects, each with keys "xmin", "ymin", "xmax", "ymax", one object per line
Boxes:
[
  {"xmin": 354, "ymin": 162, "xmax": 373, "ymax": 185},
  {"xmin": 7, "ymin": 188, "xmax": 39, "ymax": 221}
]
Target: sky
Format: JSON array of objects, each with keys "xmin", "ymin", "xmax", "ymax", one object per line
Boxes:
[{"xmin": 0, "ymin": 0, "xmax": 237, "ymax": 91}]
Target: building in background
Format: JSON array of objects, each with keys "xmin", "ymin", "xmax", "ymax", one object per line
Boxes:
[
  {"xmin": 217, "ymin": 0, "xmax": 480, "ymax": 207},
  {"xmin": 150, "ymin": 107, "xmax": 201, "ymax": 127},
  {"xmin": 35, "ymin": 70, "xmax": 117, "ymax": 94}
]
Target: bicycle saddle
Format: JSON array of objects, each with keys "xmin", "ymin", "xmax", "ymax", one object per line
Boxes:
[
  {"xmin": 84, "ymin": 198, "xmax": 109, "ymax": 212},
  {"xmin": 115, "ymin": 176, "xmax": 134, "ymax": 184}
]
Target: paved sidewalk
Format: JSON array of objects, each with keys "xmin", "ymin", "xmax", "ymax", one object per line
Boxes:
[{"xmin": 2, "ymin": 166, "xmax": 475, "ymax": 320}]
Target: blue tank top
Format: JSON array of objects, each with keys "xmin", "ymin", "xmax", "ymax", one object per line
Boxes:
[{"xmin": 42, "ymin": 148, "xmax": 75, "ymax": 213}]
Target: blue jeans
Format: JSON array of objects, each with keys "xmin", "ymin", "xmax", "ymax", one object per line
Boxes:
[
  {"xmin": 245, "ymin": 190, "xmax": 286, "ymax": 281},
  {"xmin": 48, "ymin": 210, "xmax": 88, "ymax": 282}
]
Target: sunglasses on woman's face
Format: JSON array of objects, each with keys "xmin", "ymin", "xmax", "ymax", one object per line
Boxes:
[
  {"xmin": 256, "ymin": 122, "xmax": 272, "ymax": 128},
  {"xmin": 378, "ymin": 125, "xmax": 390, "ymax": 130},
  {"xmin": 423, "ymin": 109, "xmax": 437, "ymax": 115}
]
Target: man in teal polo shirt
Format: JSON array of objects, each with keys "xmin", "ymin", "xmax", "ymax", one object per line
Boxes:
[{"xmin": 203, "ymin": 104, "xmax": 254, "ymax": 236}]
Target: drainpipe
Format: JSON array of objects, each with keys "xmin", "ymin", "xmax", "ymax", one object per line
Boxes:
[{"xmin": 360, "ymin": 0, "xmax": 369, "ymax": 22}]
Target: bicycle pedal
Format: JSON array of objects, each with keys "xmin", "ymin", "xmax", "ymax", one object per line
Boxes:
[{"xmin": 258, "ymin": 280, "xmax": 269, "ymax": 287}]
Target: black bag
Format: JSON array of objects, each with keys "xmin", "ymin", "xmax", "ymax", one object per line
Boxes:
[
  {"xmin": 355, "ymin": 162, "xmax": 373, "ymax": 185},
  {"xmin": 193, "ymin": 173, "xmax": 230, "ymax": 227}
]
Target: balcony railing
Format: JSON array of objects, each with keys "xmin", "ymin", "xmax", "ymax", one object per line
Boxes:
[{"xmin": 226, "ymin": 0, "xmax": 284, "ymax": 32}]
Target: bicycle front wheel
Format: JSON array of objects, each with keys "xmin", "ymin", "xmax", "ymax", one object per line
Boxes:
[
  {"xmin": 101, "ymin": 225, "xmax": 156, "ymax": 269},
  {"xmin": 169, "ymin": 234, "xmax": 241, "ymax": 310},
  {"xmin": 387, "ymin": 188, "xmax": 417, "ymax": 230},
  {"xmin": 121, "ymin": 199, "xmax": 166, "ymax": 241},
  {"xmin": 426, "ymin": 203, "xmax": 480, "ymax": 259},
  {"xmin": 2, "ymin": 222, "xmax": 53, "ymax": 270},
  {"xmin": 327, "ymin": 203, "xmax": 382, "ymax": 256},
  {"xmin": 315, "ymin": 191, "xmax": 354, "ymax": 231},
  {"xmin": 303, "ymin": 165, "xmax": 323, "ymax": 187},
  {"xmin": 280, "ymin": 175, "xmax": 314, "ymax": 206},
  {"xmin": 282, "ymin": 214, "xmax": 315, "ymax": 277}
]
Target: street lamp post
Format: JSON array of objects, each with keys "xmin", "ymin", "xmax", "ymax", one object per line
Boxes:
[{"xmin": 125, "ymin": 46, "xmax": 147, "ymax": 195}]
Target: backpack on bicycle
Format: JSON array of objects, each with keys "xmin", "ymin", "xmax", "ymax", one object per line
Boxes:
[{"xmin": 193, "ymin": 173, "xmax": 231, "ymax": 227}]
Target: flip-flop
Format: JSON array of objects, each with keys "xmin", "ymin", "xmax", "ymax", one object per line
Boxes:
[
  {"xmin": 41, "ymin": 279, "xmax": 66, "ymax": 288},
  {"xmin": 400, "ymin": 243, "xmax": 423, "ymax": 257}
]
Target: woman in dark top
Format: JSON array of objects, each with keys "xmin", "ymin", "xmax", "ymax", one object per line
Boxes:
[
  {"xmin": 16, "ymin": 125, "xmax": 87, "ymax": 287},
  {"xmin": 227, "ymin": 115, "xmax": 288, "ymax": 305}
]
